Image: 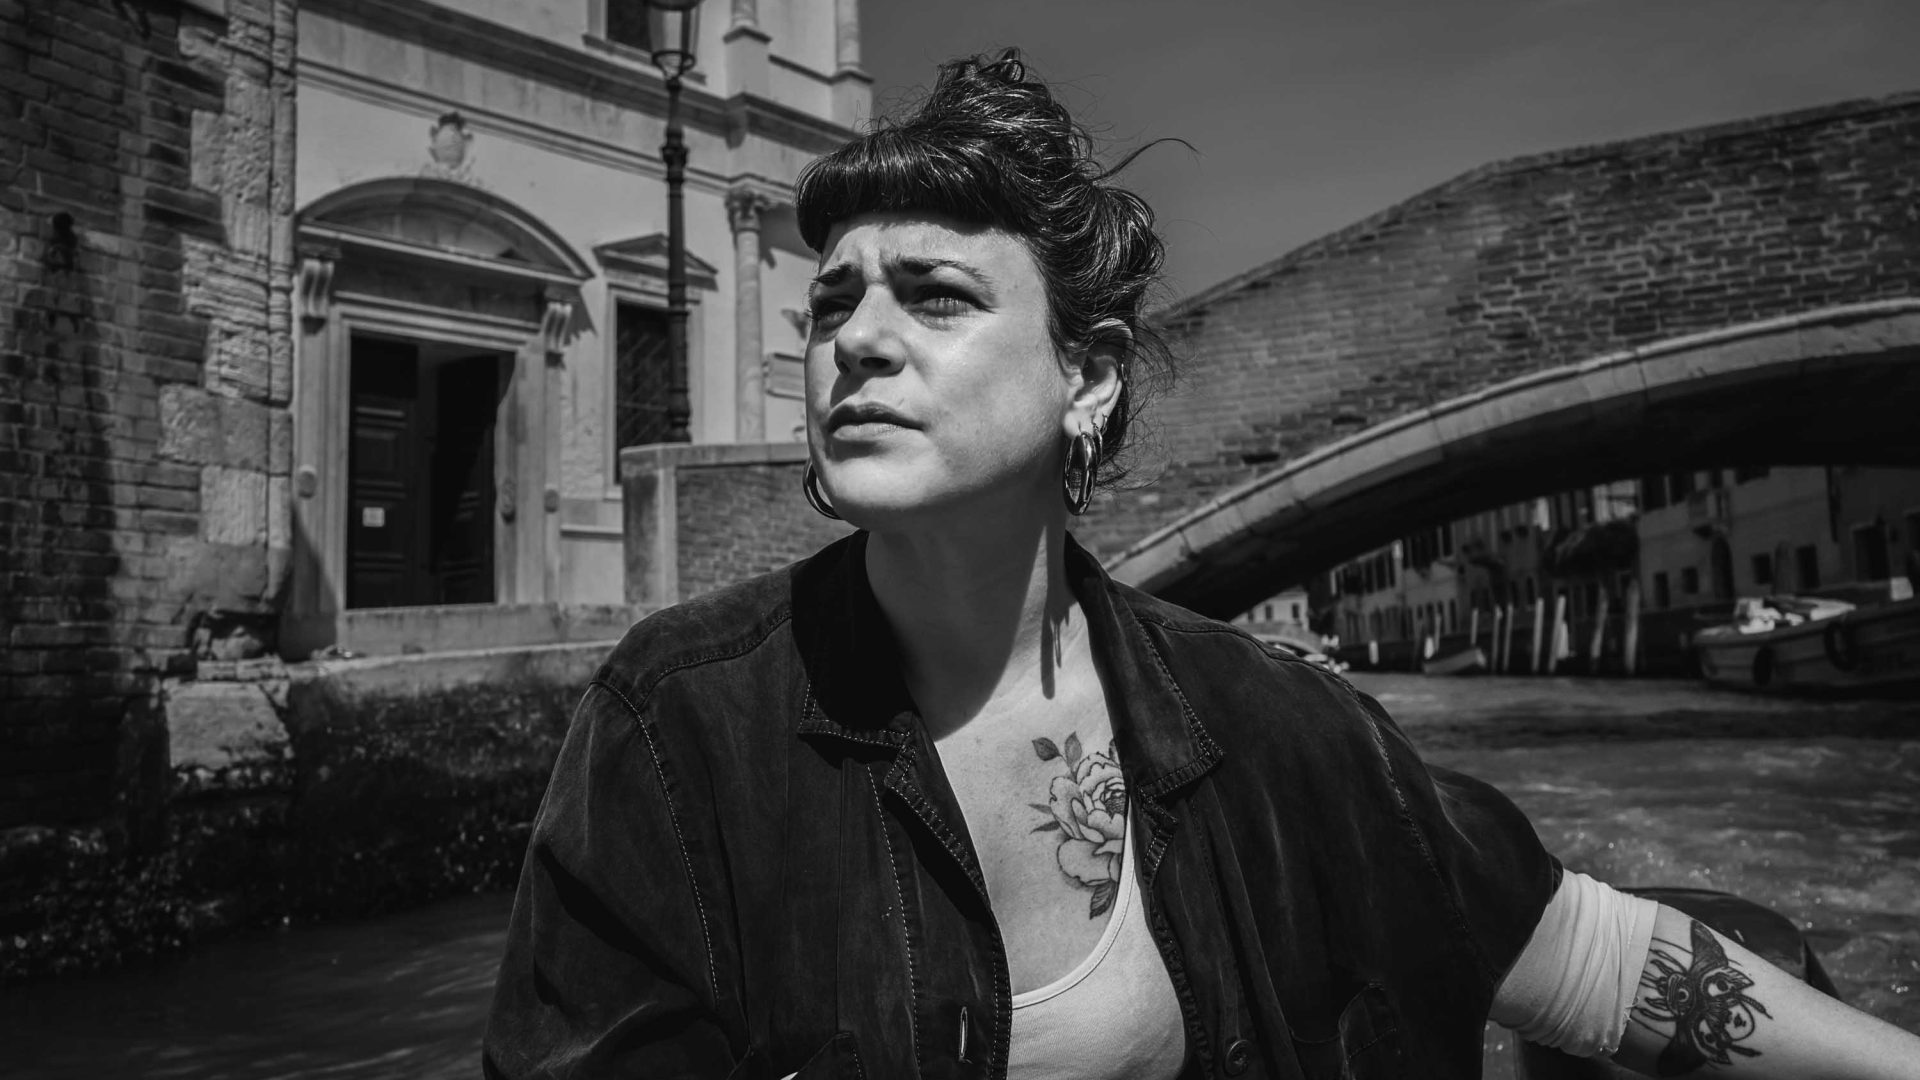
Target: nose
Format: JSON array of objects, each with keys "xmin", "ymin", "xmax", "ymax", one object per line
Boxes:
[{"xmin": 832, "ymin": 291, "xmax": 906, "ymax": 377}]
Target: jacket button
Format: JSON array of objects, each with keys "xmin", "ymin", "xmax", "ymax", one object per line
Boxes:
[{"xmin": 1222, "ymin": 1037, "xmax": 1253, "ymax": 1076}]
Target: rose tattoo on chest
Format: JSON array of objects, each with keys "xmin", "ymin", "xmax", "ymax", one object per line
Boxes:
[{"xmin": 1028, "ymin": 732, "xmax": 1126, "ymax": 918}]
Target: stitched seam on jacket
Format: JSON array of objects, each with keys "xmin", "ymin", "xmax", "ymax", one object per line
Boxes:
[
  {"xmin": 864, "ymin": 764, "xmax": 923, "ymax": 1073},
  {"xmin": 1132, "ymin": 618, "xmax": 1225, "ymax": 801},
  {"xmin": 590, "ymin": 679, "xmax": 723, "ymax": 1012}
]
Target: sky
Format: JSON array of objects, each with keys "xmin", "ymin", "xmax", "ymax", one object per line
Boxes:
[{"xmin": 861, "ymin": 0, "xmax": 1920, "ymax": 302}]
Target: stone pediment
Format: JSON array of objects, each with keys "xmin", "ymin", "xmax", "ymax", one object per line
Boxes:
[
  {"xmin": 595, "ymin": 234, "xmax": 719, "ymax": 294},
  {"xmin": 298, "ymin": 177, "xmax": 593, "ymax": 290}
]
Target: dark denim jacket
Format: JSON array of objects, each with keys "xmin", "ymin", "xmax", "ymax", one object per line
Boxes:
[{"xmin": 484, "ymin": 533, "xmax": 1560, "ymax": 1080}]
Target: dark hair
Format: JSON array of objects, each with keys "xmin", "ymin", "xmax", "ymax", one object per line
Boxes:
[{"xmin": 794, "ymin": 49, "xmax": 1174, "ymax": 490}]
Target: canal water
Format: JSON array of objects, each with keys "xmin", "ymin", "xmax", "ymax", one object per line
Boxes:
[{"xmin": 7, "ymin": 675, "xmax": 1918, "ymax": 1078}]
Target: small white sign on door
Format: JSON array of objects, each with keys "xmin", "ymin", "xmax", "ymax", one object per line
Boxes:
[{"xmin": 362, "ymin": 506, "xmax": 387, "ymax": 528}]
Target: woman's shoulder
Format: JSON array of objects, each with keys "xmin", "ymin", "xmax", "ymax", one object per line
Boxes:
[
  {"xmin": 589, "ymin": 538, "xmax": 858, "ymax": 718},
  {"xmin": 1110, "ymin": 580, "xmax": 1382, "ymax": 738},
  {"xmin": 1114, "ymin": 582, "xmax": 1350, "ymax": 683}
]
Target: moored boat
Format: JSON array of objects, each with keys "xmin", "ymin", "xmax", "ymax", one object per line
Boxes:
[
  {"xmin": 1254, "ymin": 627, "xmax": 1349, "ymax": 675},
  {"xmin": 1422, "ymin": 645, "xmax": 1489, "ymax": 676},
  {"xmin": 1693, "ymin": 594, "xmax": 1920, "ymax": 693}
]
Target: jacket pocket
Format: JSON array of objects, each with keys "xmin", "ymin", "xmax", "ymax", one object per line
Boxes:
[{"xmin": 1289, "ymin": 984, "xmax": 1405, "ymax": 1079}]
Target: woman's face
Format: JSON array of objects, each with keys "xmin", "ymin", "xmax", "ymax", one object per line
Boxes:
[{"xmin": 804, "ymin": 211, "xmax": 1086, "ymax": 528}]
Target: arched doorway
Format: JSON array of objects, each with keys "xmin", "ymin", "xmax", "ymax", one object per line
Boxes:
[{"xmin": 286, "ymin": 178, "xmax": 591, "ymax": 656}]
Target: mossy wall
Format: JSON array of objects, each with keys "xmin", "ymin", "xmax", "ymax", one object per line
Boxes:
[{"xmin": 0, "ymin": 643, "xmax": 606, "ymax": 981}]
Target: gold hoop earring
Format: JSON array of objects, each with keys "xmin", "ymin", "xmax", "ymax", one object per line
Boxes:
[
  {"xmin": 803, "ymin": 462, "xmax": 841, "ymax": 521},
  {"xmin": 1063, "ymin": 426, "xmax": 1102, "ymax": 515}
]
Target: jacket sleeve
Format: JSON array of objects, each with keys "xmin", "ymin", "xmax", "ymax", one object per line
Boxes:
[
  {"xmin": 483, "ymin": 682, "xmax": 751, "ymax": 1079},
  {"xmin": 1352, "ymin": 686, "xmax": 1564, "ymax": 991}
]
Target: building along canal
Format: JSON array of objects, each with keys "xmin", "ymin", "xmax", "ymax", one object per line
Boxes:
[{"xmin": 6, "ymin": 673, "xmax": 1918, "ymax": 1079}]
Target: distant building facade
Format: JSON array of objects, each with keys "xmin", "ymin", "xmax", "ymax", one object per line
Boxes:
[
  {"xmin": 1229, "ymin": 586, "xmax": 1312, "ymax": 634},
  {"xmin": 1636, "ymin": 466, "xmax": 1920, "ymax": 612},
  {"xmin": 1323, "ymin": 469, "xmax": 1919, "ymax": 674}
]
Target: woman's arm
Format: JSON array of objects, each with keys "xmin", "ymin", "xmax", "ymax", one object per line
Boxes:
[
  {"xmin": 483, "ymin": 684, "xmax": 748, "ymax": 1079},
  {"xmin": 1610, "ymin": 903, "xmax": 1920, "ymax": 1079}
]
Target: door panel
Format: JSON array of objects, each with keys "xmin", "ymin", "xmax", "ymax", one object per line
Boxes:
[
  {"xmin": 431, "ymin": 354, "xmax": 502, "ymax": 604},
  {"xmin": 347, "ymin": 338, "xmax": 424, "ymax": 609}
]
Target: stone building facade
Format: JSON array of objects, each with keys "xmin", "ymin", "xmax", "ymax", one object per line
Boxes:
[{"xmin": 289, "ymin": 0, "xmax": 864, "ymax": 656}]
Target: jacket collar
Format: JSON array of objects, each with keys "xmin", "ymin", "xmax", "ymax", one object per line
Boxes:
[
  {"xmin": 792, "ymin": 531, "xmax": 918, "ymax": 748},
  {"xmin": 793, "ymin": 531, "xmax": 1222, "ymax": 800},
  {"xmin": 1061, "ymin": 533, "xmax": 1223, "ymax": 802}
]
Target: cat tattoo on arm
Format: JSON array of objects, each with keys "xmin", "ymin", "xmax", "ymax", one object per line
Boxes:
[{"xmin": 1028, "ymin": 732, "xmax": 1126, "ymax": 918}]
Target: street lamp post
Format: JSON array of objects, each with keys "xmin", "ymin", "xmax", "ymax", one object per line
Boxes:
[{"xmin": 642, "ymin": 0, "xmax": 703, "ymax": 443}]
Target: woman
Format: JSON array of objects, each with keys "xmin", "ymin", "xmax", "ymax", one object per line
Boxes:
[{"xmin": 485, "ymin": 52, "xmax": 1920, "ymax": 1079}]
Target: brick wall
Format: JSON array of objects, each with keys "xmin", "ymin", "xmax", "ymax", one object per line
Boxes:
[
  {"xmin": 1075, "ymin": 93, "xmax": 1920, "ymax": 562},
  {"xmin": 0, "ymin": 0, "xmax": 295, "ymax": 833},
  {"xmin": 676, "ymin": 461, "xmax": 854, "ymax": 600}
]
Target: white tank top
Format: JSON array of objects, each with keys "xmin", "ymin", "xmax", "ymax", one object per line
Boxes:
[{"xmin": 1006, "ymin": 809, "xmax": 1188, "ymax": 1078}]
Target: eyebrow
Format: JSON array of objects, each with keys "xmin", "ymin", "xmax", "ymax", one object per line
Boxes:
[{"xmin": 807, "ymin": 256, "xmax": 998, "ymax": 302}]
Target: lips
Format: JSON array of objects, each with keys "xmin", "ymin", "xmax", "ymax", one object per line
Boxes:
[{"xmin": 826, "ymin": 401, "xmax": 918, "ymax": 433}]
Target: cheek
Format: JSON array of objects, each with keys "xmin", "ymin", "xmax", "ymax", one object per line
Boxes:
[{"xmin": 802, "ymin": 343, "xmax": 836, "ymax": 419}]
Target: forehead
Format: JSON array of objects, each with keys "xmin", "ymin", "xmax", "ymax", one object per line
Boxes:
[{"xmin": 815, "ymin": 211, "xmax": 1040, "ymax": 281}]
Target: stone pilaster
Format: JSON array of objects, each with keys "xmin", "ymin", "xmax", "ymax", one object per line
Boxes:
[
  {"xmin": 723, "ymin": 0, "xmax": 771, "ymax": 98},
  {"xmin": 727, "ymin": 188, "xmax": 776, "ymax": 442},
  {"xmin": 830, "ymin": 0, "xmax": 872, "ymax": 126}
]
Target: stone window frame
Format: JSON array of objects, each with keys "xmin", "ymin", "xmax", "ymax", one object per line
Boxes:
[
  {"xmin": 592, "ymin": 236, "xmax": 718, "ymax": 501},
  {"xmin": 600, "ymin": 288, "xmax": 704, "ymax": 501}
]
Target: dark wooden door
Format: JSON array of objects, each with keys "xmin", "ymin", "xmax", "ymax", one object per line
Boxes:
[
  {"xmin": 347, "ymin": 337, "xmax": 425, "ymax": 608},
  {"xmin": 430, "ymin": 354, "xmax": 501, "ymax": 604}
]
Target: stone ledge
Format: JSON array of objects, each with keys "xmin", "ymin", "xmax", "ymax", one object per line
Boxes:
[
  {"xmin": 284, "ymin": 602, "xmax": 644, "ymax": 661},
  {"xmin": 618, "ymin": 439, "xmax": 808, "ymax": 479}
]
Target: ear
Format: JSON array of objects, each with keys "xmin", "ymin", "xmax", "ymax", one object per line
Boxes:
[{"xmin": 1064, "ymin": 322, "xmax": 1129, "ymax": 436}]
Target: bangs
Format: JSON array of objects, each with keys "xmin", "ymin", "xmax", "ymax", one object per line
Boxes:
[{"xmin": 795, "ymin": 131, "xmax": 1025, "ymax": 253}]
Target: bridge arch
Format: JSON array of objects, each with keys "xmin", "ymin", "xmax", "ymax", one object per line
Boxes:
[{"xmin": 1107, "ymin": 301, "xmax": 1920, "ymax": 616}]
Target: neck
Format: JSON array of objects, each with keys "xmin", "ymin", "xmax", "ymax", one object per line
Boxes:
[{"xmin": 864, "ymin": 502, "xmax": 1084, "ymax": 740}]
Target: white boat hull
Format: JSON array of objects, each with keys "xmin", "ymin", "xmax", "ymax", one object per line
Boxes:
[
  {"xmin": 1694, "ymin": 597, "xmax": 1920, "ymax": 693},
  {"xmin": 1422, "ymin": 646, "xmax": 1489, "ymax": 677}
]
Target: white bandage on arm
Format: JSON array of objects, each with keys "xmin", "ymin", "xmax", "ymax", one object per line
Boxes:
[{"xmin": 1490, "ymin": 870, "xmax": 1661, "ymax": 1058}]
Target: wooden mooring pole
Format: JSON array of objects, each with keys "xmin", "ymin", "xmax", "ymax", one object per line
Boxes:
[{"xmin": 1622, "ymin": 579, "xmax": 1643, "ymax": 676}]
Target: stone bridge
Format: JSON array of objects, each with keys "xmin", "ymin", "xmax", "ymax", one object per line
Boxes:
[{"xmin": 1072, "ymin": 92, "xmax": 1920, "ymax": 617}]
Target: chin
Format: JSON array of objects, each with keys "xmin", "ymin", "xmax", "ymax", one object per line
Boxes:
[
  {"xmin": 825, "ymin": 481, "xmax": 949, "ymax": 530},
  {"xmin": 820, "ymin": 462, "xmax": 1047, "ymax": 534}
]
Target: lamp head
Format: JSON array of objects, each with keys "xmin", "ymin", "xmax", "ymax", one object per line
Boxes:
[{"xmin": 642, "ymin": 0, "xmax": 703, "ymax": 78}]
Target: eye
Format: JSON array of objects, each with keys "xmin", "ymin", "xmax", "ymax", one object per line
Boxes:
[
  {"xmin": 807, "ymin": 294, "xmax": 854, "ymax": 330},
  {"xmin": 911, "ymin": 284, "xmax": 976, "ymax": 316}
]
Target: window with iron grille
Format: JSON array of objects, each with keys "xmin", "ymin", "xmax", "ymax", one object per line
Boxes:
[{"xmin": 615, "ymin": 301, "xmax": 672, "ymax": 451}]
